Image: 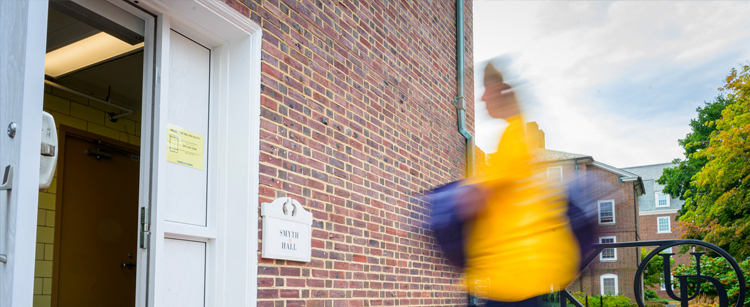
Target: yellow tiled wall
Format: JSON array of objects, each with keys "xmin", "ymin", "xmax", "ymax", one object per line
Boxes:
[{"xmin": 33, "ymin": 84, "xmax": 141, "ymax": 307}]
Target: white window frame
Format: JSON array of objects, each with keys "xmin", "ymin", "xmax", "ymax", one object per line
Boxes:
[
  {"xmin": 598, "ymin": 199, "xmax": 616, "ymax": 224},
  {"xmin": 547, "ymin": 166, "xmax": 563, "ymax": 182},
  {"xmin": 657, "ymin": 216, "xmax": 671, "ymax": 233},
  {"xmin": 600, "ymin": 274, "xmax": 618, "ymax": 295},
  {"xmin": 655, "ymin": 191, "xmax": 670, "ymax": 208},
  {"xmin": 599, "ymin": 236, "xmax": 617, "ymax": 261},
  {"xmin": 660, "ymin": 273, "xmax": 674, "ymax": 290}
]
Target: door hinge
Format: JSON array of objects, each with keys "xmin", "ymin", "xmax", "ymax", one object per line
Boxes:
[
  {"xmin": 140, "ymin": 207, "xmax": 150, "ymax": 249},
  {"xmin": 155, "ymin": 67, "xmax": 161, "ymax": 85}
]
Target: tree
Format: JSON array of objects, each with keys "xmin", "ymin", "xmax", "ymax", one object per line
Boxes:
[
  {"xmin": 678, "ymin": 64, "xmax": 750, "ymax": 258},
  {"xmin": 640, "ymin": 248, "xmax": 675, "ymax": 290},
  {"xmin": 657, "ymin": 96, "xmax": 735, "ymax": 203}
]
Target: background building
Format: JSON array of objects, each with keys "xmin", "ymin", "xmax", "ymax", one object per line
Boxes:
[
  {"xmin": 526, "ymin": 126, "xmax": 644, "ymax": 301},
  {"xmin": 623, "ymin": 162, "xmax": 688, "ymax": 298},
  {"xmin": 536, "ymin": 150, "xmax": 644, "ymax": 301}
]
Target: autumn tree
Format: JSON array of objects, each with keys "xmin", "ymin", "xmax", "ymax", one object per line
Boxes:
[
  {"xmin": 657, "ymin": 96, "xmax": 735, "ymax": 203},
  {"xmin": 678, "ymin": 64, "xmax": 750, "ymax": 258}
]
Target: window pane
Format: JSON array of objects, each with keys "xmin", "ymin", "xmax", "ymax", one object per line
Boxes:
[
  {"xmin": 603, "ymin": 278, "xmax": 616, "ymax": 295},
  {"xmin": 600, "ymin": 237, "xmax": 615, "ymax": 259},
  {"xmin": 548, "ymin": 167, "xmax": 562, "ymax": 182},
  {"xmin": 600, "ymin": 202, "xmax": 613, "ymax": 223},
  {"xmin": 658, "ymin": 217, "xmax": 670, "ymax": 232},
  {"xmin": 658, "ymin": 193, "xmax": 668, "ymax": 206}
]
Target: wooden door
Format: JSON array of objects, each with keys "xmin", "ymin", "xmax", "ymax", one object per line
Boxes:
[{"xmin": 53, "ymin": 131, "xmax": 140, "ymax": 307}]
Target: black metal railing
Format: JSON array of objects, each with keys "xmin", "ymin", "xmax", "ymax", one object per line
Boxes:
[
  {"xmin": 555, "ymin": 239, "xmax": 747, "ymax": 307},
  {"xmin": 466, "ymin": 240, "xmax": 746, "ymax": 307}
]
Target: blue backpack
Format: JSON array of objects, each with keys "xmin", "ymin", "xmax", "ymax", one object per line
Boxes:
[{"xmin": 428, "ymin": 180, "xmax": 598, "ymax": 270}]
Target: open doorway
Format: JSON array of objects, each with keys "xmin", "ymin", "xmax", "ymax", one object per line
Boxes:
[{"xmin": 35, "ymin": 2, "xmax": 146, "ymax": 306}]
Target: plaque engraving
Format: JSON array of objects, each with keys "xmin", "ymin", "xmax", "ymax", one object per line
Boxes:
[{"xmin": 261, "ymin": 197, "xmax": 313, "ymax": 262}]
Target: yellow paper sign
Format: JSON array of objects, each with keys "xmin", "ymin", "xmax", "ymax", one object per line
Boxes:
[{"xmin": 166, "ymin": 124, "xmax": 204, "ymax": 170}]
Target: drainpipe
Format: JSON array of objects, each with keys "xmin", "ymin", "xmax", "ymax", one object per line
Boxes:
[
  {"xmin": 634, "ymin": 185, "xmax": 639, "ymax": 241},
  {"xmin": 455, "ymin": 0, "xmax": 476, "ymax": 178}
]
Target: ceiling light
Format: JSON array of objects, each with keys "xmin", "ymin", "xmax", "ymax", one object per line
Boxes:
[{"xmin": 45, "ymin": 32, "xmax": 143, "ymax": 78}]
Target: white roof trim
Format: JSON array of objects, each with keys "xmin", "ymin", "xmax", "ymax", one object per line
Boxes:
[
  {"xmin": 592, "ymin": 161, "xmax": 640, "ymax": 178},
  {"xmin": 639, "ymin": 208, "xmax": 679, "ymax": 216}
]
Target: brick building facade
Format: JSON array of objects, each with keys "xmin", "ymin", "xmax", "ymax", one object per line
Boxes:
[
  {"xmin": 533, "ymin": 149, "xmax": 644, "ymax": 301},
  {"xmin": 623, "ymin": 163, "xmax": 688, "ymax": 299},
  {"xmin": 230, "ymin": 0, "xmax": 477, "ymax": 306}
]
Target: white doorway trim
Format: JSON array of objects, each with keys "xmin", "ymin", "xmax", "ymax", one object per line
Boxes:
[{"xmin": 122, "ymin": 0, "xmax": 262, "ymax": 306}]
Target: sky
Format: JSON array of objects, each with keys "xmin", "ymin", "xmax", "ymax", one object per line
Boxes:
[{"xmin": 473, "ymin": 1, "xmax": 750, "ymax": 168}]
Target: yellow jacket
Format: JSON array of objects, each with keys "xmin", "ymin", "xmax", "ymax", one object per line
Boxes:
[{"xmin": 464, "ymin": 116, "xmax": 579, "ymax": 301}]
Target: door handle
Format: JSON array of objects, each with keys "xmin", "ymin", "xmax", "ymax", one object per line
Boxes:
[{"xmin": 121, "ymin": 262, "xmax": 136, "ymax": 269}]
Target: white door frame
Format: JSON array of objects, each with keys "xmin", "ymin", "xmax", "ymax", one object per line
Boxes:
[
  {"xmin": 0, "ymin": 1, "xmax": 48, "ymax": 306},
  {"xmin": 118, "ymin": 0, "xmax": 263, "ymax": 306}
]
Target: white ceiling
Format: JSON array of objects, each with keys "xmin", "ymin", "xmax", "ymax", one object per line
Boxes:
[{"xmin": 46, "ymin": 7, "xmax": 143, "ymax": 110}]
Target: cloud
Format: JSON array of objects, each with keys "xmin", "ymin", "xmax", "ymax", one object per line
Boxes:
[{"xmin": 474, "ymin": 1, "xmax": 750, "ymax": 167}]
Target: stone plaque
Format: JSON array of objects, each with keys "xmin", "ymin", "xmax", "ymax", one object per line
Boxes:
[{"xmin": 261, "ymin": 197, "xmax": 313, "ymax": 262}]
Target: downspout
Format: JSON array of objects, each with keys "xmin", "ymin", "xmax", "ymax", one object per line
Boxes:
[
  {"xmin": 634, "ymin": 183, "xmax": 642, "ymax": 302},
  {"xmin": 634, "ymin": 184, "xmax": 639, "ymax": 241},
  {"xmin": 455, "ymin": 0, "xmax": 476, "ymax": 178},
  {"xmin": 456, "ymin": 2, "xmax": 477, "ymax": 305}
]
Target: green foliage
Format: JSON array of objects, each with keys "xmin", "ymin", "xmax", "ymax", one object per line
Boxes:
[
  {"xmin": 567, "ymin": 292, "xmax": 633, "ymax": 307},
  {"xmin": 678, "ymin": 64, "xmax": 750, "ymax": 258},
  {"xmin": 644, "ymin": 289, "xmax": 669, "ymax": 304},
  {"xmin": 641, "ymin": 248, "xmax": 675, "ymax": 288},
  {"xmin": 657, "ymin": 95, "xmax": 735, "ymax": 202},
  {"xmin": 671, "ymin": 256, "xmax": 750, "ymax": 306}
]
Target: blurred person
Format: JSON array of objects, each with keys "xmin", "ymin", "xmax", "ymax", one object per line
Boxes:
[{"xmin": 431, "ymin": 62, "xmax": 601, "ymax": 307}]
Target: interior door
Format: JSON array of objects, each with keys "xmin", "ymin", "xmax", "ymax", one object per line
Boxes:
[
  {"xmin": 54, "ymin": 133, "xmax": 140, "ymax": 307},
  {"xmin": 139, "ymin": 17, "xmax": 216, "ymax": 307},
  {"xmin": 0, "ymin": 1, "xmax": 48, "ymax": 306}
]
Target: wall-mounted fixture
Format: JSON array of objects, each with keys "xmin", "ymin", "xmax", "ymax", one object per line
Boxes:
[{"xmin": 44, "ymin": 80, "xmax": 135, "ymax": 122}]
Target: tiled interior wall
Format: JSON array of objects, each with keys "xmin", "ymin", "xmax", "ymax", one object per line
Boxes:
[{"xmin": 33, "ymin": 84, "xmax": 140, "ymax": 307}]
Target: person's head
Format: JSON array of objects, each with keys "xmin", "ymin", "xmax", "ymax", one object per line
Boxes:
[{"xmin": 482, "ymin": 63, "xmax": 520, "ymax": 119}]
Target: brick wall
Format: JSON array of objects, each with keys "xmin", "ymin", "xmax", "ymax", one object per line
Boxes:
[
  {"xmin": 33, "ymin": 85, "xmax": 141, "ymax": 307},
  {"xmin": 223, "ymin": 0, "xmax": 475, "ymax": 306}
]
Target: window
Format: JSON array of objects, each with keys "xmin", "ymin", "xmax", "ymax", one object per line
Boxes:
[
  {"xmin": 657, "ymin": 216, "xmax": 671, "ymax": 233},
  {"xmin": 547, "ymin": 166, "xmax": 563, "ymax": 182},
  {"xmin": 655, "ymin": 192, "xmax": 670, "ymax": 208},
  {"xmin": 598, "ymin": 200, "xmax": 615, "ymax": 224},
  {"xmin": 601, "ymin": 274, "xmax": 618, "ymax": 295},
  {"xmin": 660, "ymin": 274, "xmax": 674, "ymax": 290},
  {"xmin": 599, "ymin": 236, "xmax": 617, "ymax": 261},
  {"xmin": 662, "ymin": 247, "xmax": 673, "ymax": 254}
]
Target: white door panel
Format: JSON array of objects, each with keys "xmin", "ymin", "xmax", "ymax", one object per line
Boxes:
[
  {"xmin": 163, "ymin": 239, "xmax": 206, "ymax": 306},
  {"xmin": 164, "ymin": 30, "xmax": 211, "ymax": 227}
]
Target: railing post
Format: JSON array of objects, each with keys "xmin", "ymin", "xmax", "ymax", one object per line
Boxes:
[{"xmin": 560, "ymin": 291, "xmax": 567, "ymax": 307}]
